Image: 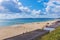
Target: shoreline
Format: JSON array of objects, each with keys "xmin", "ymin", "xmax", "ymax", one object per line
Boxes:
[
  {"xmin": 0, "ymin": 20, "xmax": 57, "ymax": 40},
  {"xmin": 8, "ymin": 19, "xmax": 57, "ymax": 27},
  {"xmin": 0, "ymin": 19, "xmax": 57, "ymax": 27}
]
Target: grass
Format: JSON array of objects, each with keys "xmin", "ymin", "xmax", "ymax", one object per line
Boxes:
[{"xmin": 35, "ymin": 26, "xmax": 60, "ymax": 40}]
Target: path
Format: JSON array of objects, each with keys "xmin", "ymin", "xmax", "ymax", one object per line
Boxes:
[{"xmin": 4, "ymin": 29, "xmax": 49, "ymax": 40}]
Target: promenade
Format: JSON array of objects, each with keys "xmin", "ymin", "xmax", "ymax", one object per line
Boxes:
[{"xmin": 4, "ymin": 29, "xmax": 49, "ymax": 40}]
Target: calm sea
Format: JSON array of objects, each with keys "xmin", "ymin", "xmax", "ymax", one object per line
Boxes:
[{"xmin": 0, "ymin": 18, "xmax": 55, "ymax": 26}]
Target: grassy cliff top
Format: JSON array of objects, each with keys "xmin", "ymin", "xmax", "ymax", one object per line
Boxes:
[{"xmin": 35, "ymin": 26, "xmax": 60, "ymax": 40}]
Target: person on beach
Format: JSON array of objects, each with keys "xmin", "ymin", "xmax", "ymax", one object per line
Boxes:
[
  {"xmin": 45, "ymin": 23, "xmax": 49, "ymax": 27},
  {"xmin": 42, "ymin": 23, "xmax": 49, "ymax": 30}
]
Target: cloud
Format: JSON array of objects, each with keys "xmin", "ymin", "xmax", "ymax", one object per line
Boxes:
[
  {"xmin": 0, "ymin": 0, "xmax": 60, "ymax": 19},
  {"xmin": 31, "ymin": 10, "xmax": 41, "ymax": 16},
  {"xmin": 1, "ymin": 0, "xmax": 21, "ymax": 13},
  {"xmin": 37, "ymin": 0, "xmax": 41, "ymax": 3},
  {"xmin": 45, "ymin": 0, "xmax": 60, "ymax": 18},
  {"xmin": 46, "ymin": 0, "xmax": 60, "ymax": 12},
  {"xmin": 0, "ymin": 0, "xmax": 33, "ymax": 19},
  {"xmin": 0, "ymin": 13, "xmax": 24, "ymax": 19},
  {"xmin": 39, "ymin": 14, "xmax": 59, "ymax": 18},
  {"xmin": 19, "ymin": 7, "xmax": 31, "ymax": 13}
]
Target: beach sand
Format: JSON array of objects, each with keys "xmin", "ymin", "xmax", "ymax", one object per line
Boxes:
[{"xmin": 0, "ymin": 20, "xmax": 57, "ymax": 40}]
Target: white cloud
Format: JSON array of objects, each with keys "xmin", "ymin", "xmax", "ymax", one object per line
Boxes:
[
  {"xmin": 0, "ymin": 13, "xmax": 17, "ymax": 19},
  {"xmin": 0, "ymin": 6, "xmax": 4, "ymax": 10},
  {"xmin": 39, "ymin": 14, "xmax": 59, "ymax": 18},
  {"xmin": 18, "ymin": 2, "xmax": 22, "ymax": 6},
  {"xmin": 23, "ymin": 7, "xmax": 31, "ymax": 12},
  {"xmin": 0, "ymin": 0, "xmax": 60, "ymax": 19},
  {"xmin": 0, "ymin": 6, "xmax": 10, "ymax": 13},
  {"xmin": 37, "ymin": 0, "xmax": 41, "ymax": 3},
  {"xmin": 0, "ymin": 0, "xmax": 3, "ymax": 3},
  {"xmin": 19, "ymin": 6, "xmax": 31, "ymax": 12},
  {"xmin": 17, "ymin": 1, "xmax": 31, "ymax": 13},
  {"xmin": 45, "ymin": 0, "xmax": 60, "ymax": 18},
  {"xmin": 0, "ymin": 13, "xmax": 34, "ymax": 19},
  {"xmin": 31, "ymin": 10, "xmax": 41, "ymax": 15},
  {"xmin": 0, "ymin": 13, "xmax": 26, "ymax": 19}
]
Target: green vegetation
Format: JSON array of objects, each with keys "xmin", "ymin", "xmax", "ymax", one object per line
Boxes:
[{"xmin": 35, "ymin": 26, "xmax": 60, "ymax": 40}]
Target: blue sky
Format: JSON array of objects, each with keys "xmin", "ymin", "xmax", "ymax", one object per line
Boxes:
[
  {"xmin": 19, "ymin": 0, "xmax": 49, "ymax": 10},
  {"xmin": 0, "ymin": 0, "xmax": 60, "ymax": 19}
]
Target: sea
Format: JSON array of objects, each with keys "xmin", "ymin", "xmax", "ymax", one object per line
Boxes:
[{"xmin": 0, "ymin": 18, "xmax": 56, "ymax": 27}]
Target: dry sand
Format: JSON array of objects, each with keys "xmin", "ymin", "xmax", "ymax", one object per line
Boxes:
[{"xmin": 0, "ymin": 20, "xmax": 57, "ymax": 40}]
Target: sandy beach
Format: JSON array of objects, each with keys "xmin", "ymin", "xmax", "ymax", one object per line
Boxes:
[{"xmin": 0, "ymin": 20, "xmax": 57, "ymax": 40}]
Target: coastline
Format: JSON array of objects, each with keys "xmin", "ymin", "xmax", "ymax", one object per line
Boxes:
[{"xmin": 0, "ymin": 20, "xmax": 57, "ymax": 40}]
